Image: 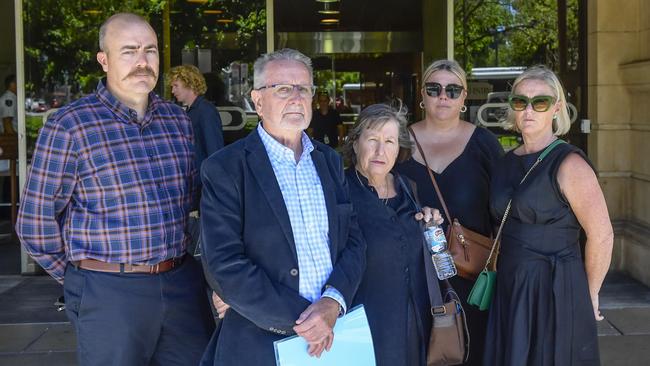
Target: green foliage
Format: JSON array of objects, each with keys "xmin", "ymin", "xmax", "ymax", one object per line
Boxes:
[
  {"xmin": 314, "ymin": 70, "xmax": 360, "ymax": 97},
  {"xmin": 23, "ymin": 0, "xmax": 166, "ymax": 93},
  {"xmin": 25, "ymin": 114, "xmax": 44, "ymax": 155},
  {"xmin": 236, "ymin": 9, "xmax": 266, "ymax": 51},
  {"xmin": 23, "ymin": 0, "xmax": 266, "ymax": 94},
  {"xmin": 454, "ymin": 0, "xmax": 579, "ymax": 71}
]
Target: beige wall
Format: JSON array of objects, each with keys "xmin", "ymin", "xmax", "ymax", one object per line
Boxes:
[{"xmin": 589, "ymin": 0, "xmax": 650, "ymax": 286}]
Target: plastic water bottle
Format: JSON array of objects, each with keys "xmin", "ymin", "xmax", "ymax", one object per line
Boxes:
[{"xmin": 423, "ymin": 223, "xmax": 457, "ymax": 280}]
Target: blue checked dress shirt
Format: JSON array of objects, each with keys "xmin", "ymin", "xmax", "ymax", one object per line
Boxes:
[
  {"xmin": 257, "ymin": 124, "xmax": 346, "ymax": 312},
  {"xmin": 16, "ymin": 80, "xmax": 197, "ymax": 283}
]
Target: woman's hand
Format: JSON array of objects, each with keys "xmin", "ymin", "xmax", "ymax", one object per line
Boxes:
[
  {"xmin": 415, "ymin": 207, "xmax": 444, "ymax": 226},
  {"xmin": 592, "ymin": 294, "xmax": 604, "ymax": 321}
]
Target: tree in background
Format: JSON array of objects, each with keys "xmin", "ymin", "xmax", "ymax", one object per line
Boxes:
[
  {"xmin": 454, "ymin": 0, "xmax": 579, "ymax": 72},
  {"xmin": 23, "ymin": 0, "xmax": 166, "ymax": 95},
  {"xmin": 23, "ymin": 0, "xmax": 265, "ymax": 98}
]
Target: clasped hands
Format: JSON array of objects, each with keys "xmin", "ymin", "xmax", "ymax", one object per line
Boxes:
[{"xmin": 211, "ymin": 293, "xmax": 340, "ymax": 358}]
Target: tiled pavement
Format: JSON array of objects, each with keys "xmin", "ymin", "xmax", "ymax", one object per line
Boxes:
[{"xmin": 0, "ymin": 272, "xmax": 649, "ymax": 366}]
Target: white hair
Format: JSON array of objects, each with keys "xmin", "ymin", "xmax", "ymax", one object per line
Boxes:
[{"xmin": 253, "ymin": 48, "xmax": 313, "ymax": 89}]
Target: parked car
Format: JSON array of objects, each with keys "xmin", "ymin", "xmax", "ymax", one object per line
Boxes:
[{"xmin": 30, "ymin": 99, "xmax": 48, "ymax": 112}]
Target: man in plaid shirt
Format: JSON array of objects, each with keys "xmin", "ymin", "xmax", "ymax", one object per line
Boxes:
[{"xmin": 16, "ymin": 13, "xmax": 213, "ymax": 366}]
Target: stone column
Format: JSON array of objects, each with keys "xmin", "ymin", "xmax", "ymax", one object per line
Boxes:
[{"xmin": 589, "ymin": 0, "xmax": 650, "ymax": 285}]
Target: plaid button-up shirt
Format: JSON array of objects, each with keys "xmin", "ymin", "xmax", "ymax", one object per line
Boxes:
[{"xmin": 16, "ymin": 80, "xmax": 197, "ymax": 283}]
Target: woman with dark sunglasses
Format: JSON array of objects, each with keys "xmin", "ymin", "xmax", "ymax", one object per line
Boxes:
[
  {"xmin": 395, "ymin": 59, "xmax": 503, "ymax": 365},
  {"xmin": 484, "ymin": 65, "xmax": 613, "ymax": 366}
]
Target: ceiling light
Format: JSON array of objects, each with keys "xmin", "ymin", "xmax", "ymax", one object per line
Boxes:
[
  {"xmin": 318, "ymin": 2, "xmax": 340, "ymax": 14},
  {"xmin": 320, "ymin": 18, "xmax": 339, "ymax": 24},
  {"xmin": 316, "ymin": 0, "xmax": 340, "ymax": 3},
  {"xmin": 203, "ymin": 10, "xmax": 223, "ymax": 14},
  {"xmin": 217, "ymin": 19, "xmax": 234, "ymax": 23}
]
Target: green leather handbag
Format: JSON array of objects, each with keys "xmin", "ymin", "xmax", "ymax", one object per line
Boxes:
[
  {"xmin": 467, "ymin": 270, "xmax": 497, "ymax": 310},
  {"xmin": 467, "ymin": 139, "xmax": 565, "ymax": 311}
]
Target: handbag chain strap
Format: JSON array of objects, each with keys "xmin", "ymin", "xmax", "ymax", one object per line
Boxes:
[
  {"xmin": 408, "ymin": 127, "xmax": 454, "ymax": 225},
  {"xmin": 483, "ymin": 139, "xmax": 566, "ymax": 271}
]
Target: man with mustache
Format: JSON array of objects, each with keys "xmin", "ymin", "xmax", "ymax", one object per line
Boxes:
[
  {"xmin": 16, "ymin": 13, "xmax": 213, "ymax": 366},
  {"xmin": 199, "ymin": 48, "xmax": 366, "ymax": 365}
]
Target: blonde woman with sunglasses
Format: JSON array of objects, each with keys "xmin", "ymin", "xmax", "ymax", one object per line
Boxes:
[
  {"xmin": 396, "ymin": 59, "xmax": 504, "ymax": 366},
  {"xmin": 483, "ymin": 65, "xmax": 613, "ymax": 366}
]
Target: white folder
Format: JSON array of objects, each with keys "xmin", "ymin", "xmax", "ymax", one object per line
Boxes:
[{"xmin": 273, "ymin": 305, "xmax": 376, "ymax": 366}]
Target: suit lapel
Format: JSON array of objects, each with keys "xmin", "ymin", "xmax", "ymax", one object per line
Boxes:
[
  {"xmin": 311, "ymin": 147, "xmax": 338, "ymax": 262},
  {"xmin": 245, "ymin": 131, "xmax": 298, "ymax": 262}
]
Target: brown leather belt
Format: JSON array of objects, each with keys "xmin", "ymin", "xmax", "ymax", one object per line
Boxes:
[{"xmin": 74, "ymin": 256, "xmax": 184, "ymax": 274}]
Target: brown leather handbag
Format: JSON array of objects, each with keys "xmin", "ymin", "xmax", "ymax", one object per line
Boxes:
[
  {"xmin": 409, "ymin": 127, "xmax": 492, "ymax": 280},
  {"xmin": 423, "ymin": 246, "xmax": 469, "ymax": 365}
]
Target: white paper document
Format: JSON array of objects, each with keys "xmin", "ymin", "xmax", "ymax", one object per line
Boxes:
[{"xmin": 273, "ymin": 305, "xmax": 376, "ymax": 366}]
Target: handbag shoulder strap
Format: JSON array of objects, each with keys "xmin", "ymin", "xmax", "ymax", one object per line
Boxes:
[
  {"xmin": 399, "ymin": 173, "xmax": 444, "ymax": 307},
  {"xmin": 407, "ymin": 126, "xmax": 453, "ymax": 225},
  {"xmin": 399, "ymin": 172, "xmax": 446, "ymax": 308},
  {"xmin": 422, "ymin": 243, "xmax": 444, "ymax": 307},
  {"xmin": 483, "ymin": 139, "xmax": 566, "ymax": 270},
  {"xmin": 397, "ymin": 174, "xmax": 421, "ymax": 212}
]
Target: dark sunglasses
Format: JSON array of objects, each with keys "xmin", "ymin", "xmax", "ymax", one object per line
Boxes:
[
  {"xmin": 424, "ymin": 82, "xmax": 464, "ymax": 99},
  {"xmin": 508, "ymin": 94, "xmax": 556, "ymax": 112}
]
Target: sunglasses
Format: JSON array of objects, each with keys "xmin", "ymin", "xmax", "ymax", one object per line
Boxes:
[
  {"xmin": 424, "ymin": 82, "xmax": 464, "ymax": 99},
  {"xmin": 508, "ymin": 95, "xmax": 556, "ymax": 112}
]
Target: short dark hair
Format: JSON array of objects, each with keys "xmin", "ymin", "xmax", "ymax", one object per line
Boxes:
[{"xmin": 5, "ymin": 74, "xmax": 16, "ymax": 89}]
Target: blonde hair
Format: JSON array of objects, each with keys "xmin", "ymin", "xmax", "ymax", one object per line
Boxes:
[
  {"xmin": 167, "ymin": 65, "xmax": 207, "ymax": 95},
  {"xmin": 422, "ymin": 59, "xmax": 468, "ymax": 90},
  {"xmin": 504, "ymin": 65, "xmax": 571, "ymax": 136}
]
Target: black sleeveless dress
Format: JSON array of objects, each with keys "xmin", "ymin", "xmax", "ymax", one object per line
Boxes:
[
  {"xmin": 484, "ymin": 142, "xmax": 600, "ymax": 366},
  {"xmin": 396, "ymin": 126, "xmax": 503, "ymax": 366}
]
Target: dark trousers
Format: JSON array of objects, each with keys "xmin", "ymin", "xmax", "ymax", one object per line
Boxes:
[{"xmin": 64, "ymin": 257, "xmax": 214, "ymax": 366}]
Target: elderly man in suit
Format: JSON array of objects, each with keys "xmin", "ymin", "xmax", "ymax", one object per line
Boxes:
[{"xmin": 199, "ymin": 48, "xmax": 366, "ymax": 365}]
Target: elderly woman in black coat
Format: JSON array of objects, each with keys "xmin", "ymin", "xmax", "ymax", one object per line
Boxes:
[{"xmin": 343, "ymin": 104, "xmax": 443, "ymax": 366}]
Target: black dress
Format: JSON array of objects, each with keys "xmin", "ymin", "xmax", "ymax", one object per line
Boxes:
[
  {"xmin": 347, "ymin": 169, "xmax": 434, "ymax": 366},
  {"xmin": 395, "ymin": 126, "xmax": 504, "ymax": 366},
  {"xmin": 484, "ymin": 142, "xmax": 600, "ymax": 366}
]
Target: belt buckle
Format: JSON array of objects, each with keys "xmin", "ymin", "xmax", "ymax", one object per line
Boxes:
[{"xmin": 150, "ymin": 263, "xmax": 160, "ymax": 274}]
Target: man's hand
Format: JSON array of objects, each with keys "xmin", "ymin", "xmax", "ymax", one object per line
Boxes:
[
  {"xmin": 212, "ymin": 291, "xmax": 230, "ymax": 319},
  {"xmin": 293, "ymin": 297, "xmax": 340, "ymax": 357}
]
